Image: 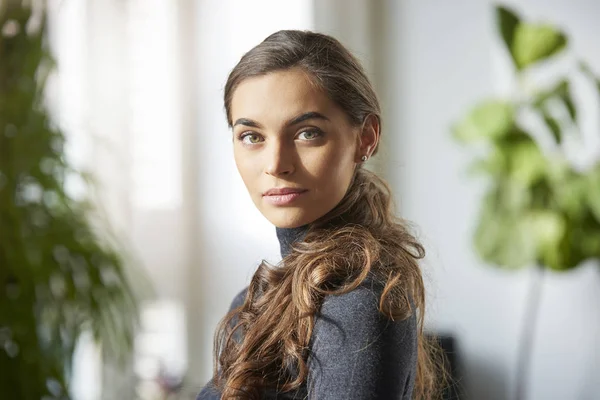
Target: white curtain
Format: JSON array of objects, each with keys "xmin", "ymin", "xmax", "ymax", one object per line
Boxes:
[{"xmin": 49, "ymin": 0, "xmax": 186, "ymax": 398}]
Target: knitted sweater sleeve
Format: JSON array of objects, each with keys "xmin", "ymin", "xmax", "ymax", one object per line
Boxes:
[{"xmin": 305, "ymin": 284, "xmax": 418, "ymax": 399}]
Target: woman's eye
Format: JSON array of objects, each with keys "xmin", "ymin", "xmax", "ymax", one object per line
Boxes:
[
  {"xmin": 240, "ymin": 133, "xmax": 263, "ymax": 144},
  {"xmin": 297, "ymin": 129, "xmax": 322, "ymax": 140}
]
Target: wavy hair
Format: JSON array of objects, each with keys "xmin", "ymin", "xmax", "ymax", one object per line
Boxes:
[{"xmin": 213, "ymin": 30, "xmax": 446, "ymax": 399}]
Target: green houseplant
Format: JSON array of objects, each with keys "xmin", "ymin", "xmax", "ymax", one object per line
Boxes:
[
  {"xmin": 1, "ymin": 2, "xmax": 146, "ymax": 399},
  {"xmin": 452, "ymin": 4, "xmax": 600, "ymax": 400}
]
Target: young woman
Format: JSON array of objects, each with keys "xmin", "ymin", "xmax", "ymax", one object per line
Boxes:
[{"xmin": 198, "ymin": 30, "xmax": 441, "ymax": 400}]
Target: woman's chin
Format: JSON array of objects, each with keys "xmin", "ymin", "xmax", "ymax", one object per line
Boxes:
[{"xmin": 263, "ymin": 208, "xmax": 316, "ymax": 229}]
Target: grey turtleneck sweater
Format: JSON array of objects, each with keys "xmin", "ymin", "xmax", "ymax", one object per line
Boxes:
[{"xmin": 197, "ymin": 224, "xmax": 417, "ymax": 399}]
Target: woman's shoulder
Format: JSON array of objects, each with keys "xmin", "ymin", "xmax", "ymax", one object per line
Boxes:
[
  {"xmin": 322, "ymin": 278, "xmax": 380, "ymax": 310},
  {"xmin": 229, "ymin": 276, "xmax": 415, "ymax": 327},
  {"xmin": 316, "ymin": 275, "xmax": 417, "ymax": 336},
  {"xmin": 229, "ymin": 286, "xmax": 249, "ymax": 311},
  {"xmin": 308, "ymin": 276, "xmax": 418, "ymax": 392}
]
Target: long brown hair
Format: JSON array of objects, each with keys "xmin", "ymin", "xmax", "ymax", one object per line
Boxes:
[{"xmin": 214, "ymin": 30, "xmax": 445, "ymax": 399}]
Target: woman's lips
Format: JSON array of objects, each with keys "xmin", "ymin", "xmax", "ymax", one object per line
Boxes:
[{"xmin": 263, "ymin": 190, "xmax": 308, "ymax": 206}]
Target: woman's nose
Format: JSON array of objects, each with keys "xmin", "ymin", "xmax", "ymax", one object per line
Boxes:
[{"xmin": 264, "ymin": 140, "xmax": 295, "ymax": 177}]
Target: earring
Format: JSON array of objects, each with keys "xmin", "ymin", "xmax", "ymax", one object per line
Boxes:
[{"xmin": 361, "ymin": 155, "xmax": 368, "ymax": 162}]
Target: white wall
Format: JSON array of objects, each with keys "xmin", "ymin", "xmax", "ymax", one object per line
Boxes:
[{"xmin": 383, "ymin": 1, "xmax": 600, "ymax": 399}]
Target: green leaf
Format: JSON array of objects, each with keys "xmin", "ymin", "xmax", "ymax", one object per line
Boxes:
[
  {"xmin": 552, "ymin": 170, "xmax": 589, "ymax": 220},
  {"xmin": 453, "ymin": 100, "xmax": 514, "ymax": 143},
  {"xmin": 533, "ymin": 80, "xmax": 565, "ymax": 107},
  {"xmin": 545, "ymin": 156, "xmax": 570, "ymax": 183},
  {"xmin": 473, "ymin": 187, "xmax": 537, "ymax": 269},
  {"xmin": 561, "ymin": 90, "xmax": 576, "ymax": 122},
  {"xmin": 504, "ymin": 178, "xmax": 532, "ymax": 209},
  {"xmin": 496, "ymin": 5, "xmax": 521, "ymax": 67},
  {"xmin": 498, "ymin": 133, "xmax": 547, "ymax": 186},
  {"xmin": 528, "ymin": 210, "xmax": 565, "ymax": 253},
  {"xmin": 574, "ymin": 212, "xmax": 600, "ymax": 260},
  {"xmin": 535, "ymin": 80, "xmax": 577, "ymax": 122},
  {"xmin": 532, "ymin": 80, "xmax": 577, "ymax": 140},
  {"xmin": 587, "ymin": 164, "xmax": 600, "ymax": 222},
  {"xmin": 512, "ymin": 23, "xmax": 568, "ymax": 69},
  {"xmin": 537, "ymin": 217, "xmax": 571, "ymax": 271},
  {"xmin": 542, "ymin": 112, "xmax": 561, "ymax": 143},
  {"xmin": 466, "ymin": 152, "xmax": 505, "ymax": 178}
]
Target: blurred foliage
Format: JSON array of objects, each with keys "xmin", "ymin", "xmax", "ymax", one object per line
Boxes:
[
  {"xmin": 1, "ymin": 2, "xmax": 148, "ymax": 399},
  {"xmin": 453, "ymin": 5, "xmax": 600, "ymax": 270}
]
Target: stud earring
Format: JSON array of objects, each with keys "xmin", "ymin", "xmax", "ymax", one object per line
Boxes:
[{"xmin": 361, "ymin": 155, "xmax": 368, "ymax": 162}]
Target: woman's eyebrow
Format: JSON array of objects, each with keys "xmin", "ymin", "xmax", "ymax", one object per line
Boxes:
[
  {"xmin": 233, "ymin": 112, "xmax": 330, "ymax": 130},
  {"xmin": 286, "ymin": 111, "xmax": 330, "ymax": 126},
  {"xmin": 233, "ymin": 118, "xmax": 262, "ymax": 128}
]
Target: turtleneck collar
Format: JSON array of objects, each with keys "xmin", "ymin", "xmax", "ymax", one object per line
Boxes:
[{"xmin": 275, "ymin": 224, "xmax": 310, "ymax": 258}]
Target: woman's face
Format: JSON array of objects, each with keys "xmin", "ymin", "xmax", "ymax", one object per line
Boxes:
[{"xmin": 230, "ymin": 68, "xmax": 373, "ymax": 228}]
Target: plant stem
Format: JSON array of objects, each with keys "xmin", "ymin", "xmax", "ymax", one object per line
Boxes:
[{"xmin": 515, "ymin": 264, "xmax": 545, "ymax": 400}]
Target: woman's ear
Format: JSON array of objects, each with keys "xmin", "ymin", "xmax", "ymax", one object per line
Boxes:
[{"xmin": 355, "ymin": 114, "xmax": 380, "ymax": 163}]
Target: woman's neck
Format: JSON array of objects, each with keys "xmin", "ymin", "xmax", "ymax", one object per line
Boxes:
[{"xmin": 275, "ymin": 224, "xmax": 310, "ymax": 258}]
